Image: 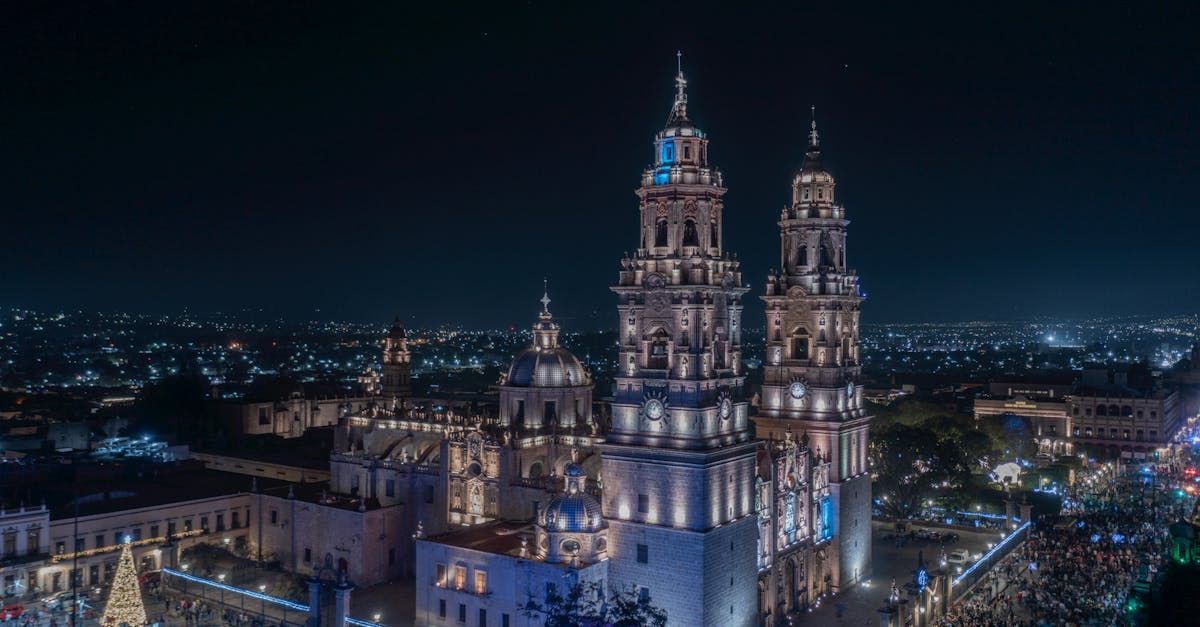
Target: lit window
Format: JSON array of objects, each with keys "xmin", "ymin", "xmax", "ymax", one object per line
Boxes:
[
  {"xmin": 474, "ymin": 570, "xmax": 487, "ymax": 595},
  {"xmin": 454, "ymin": 565, "xmax": 466, "ymax": 590}
]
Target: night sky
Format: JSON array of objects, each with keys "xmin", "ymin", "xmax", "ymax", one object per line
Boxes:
[{"xmin": 5, "ymin": 2, "xmax": 1198, "ymax": 329}]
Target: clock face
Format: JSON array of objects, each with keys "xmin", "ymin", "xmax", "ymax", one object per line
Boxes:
[
  {"xmin": 789, "ymin": 381, "xmax": 808, "ymax": 400},
  {"xmin": 846, "ymin": 381, "xmax": 855, "ymax": 398},
  {"xmin": 718, "ymin": 397, "xmax": 732, "ymax": 419},
  {"xmin": 644, "ymin": 399, "xmax": 665, "ymax": 420}
]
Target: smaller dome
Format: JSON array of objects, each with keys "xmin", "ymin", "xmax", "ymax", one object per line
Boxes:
[
  {"xmin": 542, "ymin": 492, "xmax": 604, "ymax": 533},
  {"xmin": 563, "ymin": 463, "xmax": 586, "ymax": 478},
  {"xmin": 387, "ymin": 318, "xmax": 407, "ymax": 340}
]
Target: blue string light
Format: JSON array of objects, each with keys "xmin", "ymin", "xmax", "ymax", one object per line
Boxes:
[
  {"xmin": 952, "ymin": 520, "xmax": 1030, "ymax": 587},
  {"xmin": 163, "ymin": 568, "xmax": 308, "ymax": 612}
]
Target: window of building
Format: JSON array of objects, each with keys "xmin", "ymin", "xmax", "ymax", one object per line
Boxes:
[
  {"xmin": 184, "ymin": 519, "xmax": 193, "ymax": 532},
  {"xmin": 74, "ymin": 537, "xmax": 84, "ymax": 552},
  {"xmin": 638, "ymin": 586, "xmax": 650, "ymax": 603},
  {"xmin": 304, "ymin": 548, "xmax": 312, "ymax": 563},
  {"xmin": 231, "ymin": 511, "xmax": 240, "ymax": 529},
  {"xmin": 459, "ymin": 603, "xmax": 467, "ymax": 623},
  {"xmin": 1151, "ymin": 411, "xmax": 1158, "ymax": 419},
  {"xmin": 637, "ymin": 494, "xmax": 649, "ymax": 514},
  {"xmin": 1095, "ymin": 405, "xmax": 1104, "ymax": 416},
  {"xmin": 637, "ymin": 543, "xmax": 648, "ymax": 564},
  {"xmin": 682, "ymin": 220, "xmax": 699, "ymax": 246},
  {"xmin": 543, "ymin": 401, "xmax": 557, "ymax": 423},
  {"xmin": 167, "ymin": 522, "xmax": 176, "ymax": 538},
  {"xmin": 95, "ymin": 535, "xmax": 105, "ymax": 549},
  {"xmin": 1137, "ymin": 430, "xmax": 1144, "ymax": 441},
  {"xmin": 113, "ymin": 532, "xmax": 123, "ymax": 545},
  {"xmin": 150, "ymin": 525, "xmax": 159, "ymax": 539},
  {"xmin": 1110, "ymin": 428, "xmax": 1119, "ymax": 438},
  {"xmin": 1085, "ymin": 427, "xmax": 1093, "ymax": 437},
  {"xmin": 454, "ymin": 565, "xmax": 466, "ymax": 590},
  {"xmin": 474, "ymin": 570, "xmax": 487, "ymax": 595},
  {"xmin": 1137, "ymin": 410, "xmax": 1144, "ymax": 418},
  {"xmin": 386, "ymin": 480, "xmax": 396, "ymax": 498},
  {"xmin": 200, "ymin": 516, "xmax": 208, "ymax": 531},
  {"xmin": 55, "ymin": 542, "xmax": 65, "ymax": 555},
  {"xmin": 439, "ymin": 599, "xmax": 446, "ymax": 619},
  {"xmin": 270, "ymin": 510, "xmax": 278, "ymax": 525},
  {"xmin": 258, "ymin": 407, "xmax": 270, "ymax": 425},
  {"xmin": 502, "ymin": 614, "xmax": 510, "ymax": 627},
  {"xmin": 478, "ymin": 608, "xmax": 487, "ymax": 627},
  {"xmin": 1123, "ymin": 430, "xmax": 1130, "ymax": 440},
  {"xmin": 654, "ymin": 219, "xmax": 668, "ymax": 247},
  {"xmin": 1150, "ymin": 430, "xmax": 1158, "ymax": 439},
  {"xmin": 216, "ymin": 514, "xmax": 225, "ymax": 531}
]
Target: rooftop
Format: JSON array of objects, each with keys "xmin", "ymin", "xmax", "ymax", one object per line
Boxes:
[{"xmin": 424, "ymin": 521, "xmax": 533, "ymax": 558}]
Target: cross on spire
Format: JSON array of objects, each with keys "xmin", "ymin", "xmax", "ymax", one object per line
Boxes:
[
  {"xmin": 674, "ymin": 50, "xmax": 688, "ymax": 107},
  {"xmin": 540, "ymin": 279, "xmax": 551, "ymax": 314},
  {"xmin": 808, "ymin": 105, "xmax": 820, "ymax": 148}
]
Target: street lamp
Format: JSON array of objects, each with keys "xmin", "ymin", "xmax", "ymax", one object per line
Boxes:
[
  {"xmin": 259, "ymin": 584, "xmax": 267, "ymax": 619},
  {"xmin": 373, "ymin": 612, "xmax": 382, "ymax": 623},
  {"xmin": 218, "ymin": 573, "xmax": 226, "ymax": 608}
]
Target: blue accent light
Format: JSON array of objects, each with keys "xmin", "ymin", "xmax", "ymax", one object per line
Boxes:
[
  {"xmin": 819, "ymin": 496, "xmax": 834, "ymax": 541},
  {"xmin": 347, "ymin": 619, "xmax": 385, "ymax": 627},
  {"xmin": 952, "ymin": 521, "xmax": 1030, "ymax": 587},
  {"xmin": 162, "ymin": 568, "xmax": 308, "ymax": 612}
]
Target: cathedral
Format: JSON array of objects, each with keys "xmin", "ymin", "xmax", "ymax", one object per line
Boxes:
[{"xmin": 333, "ymin": 62, "xmax": 872, "ymax": 627}]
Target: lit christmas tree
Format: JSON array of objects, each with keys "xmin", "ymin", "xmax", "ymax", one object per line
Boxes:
[{"xmin": 103, "ymin": 539, "xmax": 147, "ymax": 626}]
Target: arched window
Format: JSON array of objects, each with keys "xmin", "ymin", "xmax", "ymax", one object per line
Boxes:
[
  {"xmin": 654, "ymin": 219, "xmax": 668, "ymax": 247},
  {"xmin": 1120, "ymin": 405, "xmax": 1132, "ymax": 417},
  {"xmin": 819, "ymin": 241, "xmax": 833, "ymax": 266},
  {"xmin": 1096, "ymin": 405, "xmax": 1107, "ymax": 416},
  {"xmin": 648, "ymin": 328, "xmax": 670, "ymax": 369},
  {"xmin": 797, "ymin": 245, "xmax": 808, "ymax": 267},
  {"xmin": 1108, "ymin": 404, "xmax": 1120, "ymax": 417},
  {"xmin": 682, "ymin": 219, "xmax": 699, "ymax": 246},
  {"xmin": 790, "ymin": 329, "xmax": 810, "ymax": 360},
  {"xmin": 710, "ymin": 219, "xmax": 719, "ymax": 248}
]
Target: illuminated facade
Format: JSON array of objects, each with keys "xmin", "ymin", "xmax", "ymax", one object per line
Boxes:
[
  {"xmin": 756, "ymin": 114, "xmax": 873, "ymax": 604},
  {"xmin": 602, "ymin": 61, "xmax": 758, "ymax": 627}
]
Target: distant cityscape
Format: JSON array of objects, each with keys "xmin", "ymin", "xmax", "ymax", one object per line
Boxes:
[{"xmin": 4, "ymin": 307, "xmax": 1195, "ymax": 398}]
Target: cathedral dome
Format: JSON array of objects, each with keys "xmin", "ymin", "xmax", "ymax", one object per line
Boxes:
[
  {"xmin": 505, "ymin": 346, "xmax": 589, "ymax": 387},
  {"xmin": 540, "ymin": 463, "xmax": 604, "ymax": 533}
]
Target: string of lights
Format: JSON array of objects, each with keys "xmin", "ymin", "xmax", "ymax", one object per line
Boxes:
[
  {"xmin": 103, "ymin": 541, "xmax": 148, "ymax": 626},
  {"xmin": 952, "ymin": 520, "xmax": 1031, "ymax": 587}
]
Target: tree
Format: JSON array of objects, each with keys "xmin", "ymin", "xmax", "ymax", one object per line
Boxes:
[
  {"xmin": 103, "ymin": 540, "xmax": 147, "ymax": 626},
  {"xmin": 870, "ymin": 422, "xmax": 972, "ymax": 518},
  {"xmin": 520, "ymin": 581, "xmax": 668, "ymax": 627},
  {"xmin": 521, "ymin": 581, "xmax": 603, "ymax": 627},
  {"xmin": 606, "ymin": 586, "xmax": 668, "ymax": 627}
]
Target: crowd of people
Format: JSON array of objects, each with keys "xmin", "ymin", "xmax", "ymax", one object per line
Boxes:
[{"xmin": 941, "ymin": 462, "xmax": 1185, "ymax": 626}]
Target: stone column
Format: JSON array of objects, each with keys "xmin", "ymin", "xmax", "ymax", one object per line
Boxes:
[
  {"xmin": 307, "ymin": 577, "xmax": 322, "ymax": 627},
  {"xmin": 333, "ymin": 579, "xmax": 355, "ymax": 627}
]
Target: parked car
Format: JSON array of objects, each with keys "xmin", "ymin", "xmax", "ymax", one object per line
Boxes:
[
  {"xmin": 947, "ymin": 549, "xmax": 971, "ymax": 564},
  {"xmin": 0, "ymin": 605, "xmax": 23, "ymax": 621}
]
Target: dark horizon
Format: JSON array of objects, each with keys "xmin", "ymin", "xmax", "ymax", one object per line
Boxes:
[{"xmin": 5, "ymin": 2, "xmax": 1199, "ymax": 329}]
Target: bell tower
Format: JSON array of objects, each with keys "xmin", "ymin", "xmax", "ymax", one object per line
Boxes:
[
  {"xmin": 757, "ymin": 111, "xmax": 872, "ymax": 592},
  {"xmin": 381, "ymin": 317, "xmax": 412, "ymax": 401},
  {"xmin": 602, "ymin": 55, "xmax": 758, "ymax": 627}
]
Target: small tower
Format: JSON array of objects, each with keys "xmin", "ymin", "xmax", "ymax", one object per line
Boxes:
[{"xmin": 381, "ymin": 318, "xmax": 412, "ymax": 401}]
